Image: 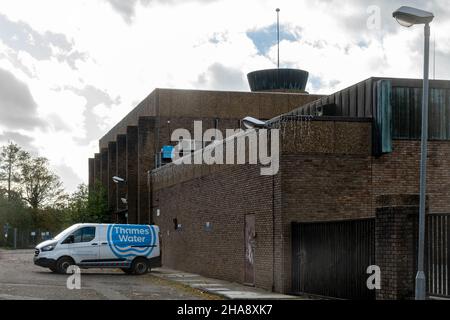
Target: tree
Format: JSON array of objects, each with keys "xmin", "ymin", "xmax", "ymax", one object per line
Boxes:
[
  {"xmin": 0, "ymin": 142, "xmax": 30, "ymax": 200},
  {"xmin": 0, "ymin": 189, "xmax": 32, "ymax": 241},
  {"xmin": 68, "ymin": 183, "xmax": 109, "ymax": 223},
  {"xmin": 86, "ymin": 181, "xmax": 109, "ymax": 223},
  {"xmin": 66, "ymin": 183, "xmax": 89, "ymax": 223},
  {"xmin": 19, "ymin": 156, "xmax": 66, "ymax": 211}
]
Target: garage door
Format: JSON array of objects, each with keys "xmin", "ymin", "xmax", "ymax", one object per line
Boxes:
[{"xmin": 292, "ymin": 219, "xmax": 375, "ymax": 300}]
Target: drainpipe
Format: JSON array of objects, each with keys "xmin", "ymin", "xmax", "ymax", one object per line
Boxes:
[
  {"xmin": 272, "ymin": 173, "xmax": 276, "ymax": 292},
  {"xmin": 148, "ymin": 170, "xmax": 153, "ymax": 225},
  {"xmin": 271, "ymin": 126, "xmax": 277, "ymax": 293}
]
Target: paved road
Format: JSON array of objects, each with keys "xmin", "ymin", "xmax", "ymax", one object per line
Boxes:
[{"xmin": 0, "ymin": 249, "xmax": 216, "ymax": 300}]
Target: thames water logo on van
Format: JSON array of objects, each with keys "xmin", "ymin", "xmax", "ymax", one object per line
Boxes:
[{"xmin": 107, "ymin": 225, "xmax": 156, "ymax": 259}]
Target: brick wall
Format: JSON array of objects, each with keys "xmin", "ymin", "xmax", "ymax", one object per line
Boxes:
[
  {"xmin": 149, "ymin": 118, "xmax": 450, "ymax": 295},
  {"xmin": 116, "ymin": 135, "xmax": 127, "ymax": 215},
  {"xmin": 94, "ymin": 153, "xmax": 100, "ymax": 186},
  {"xmin": 151, "ymin": 119, "xmax": 372, "ymax": 293},
  {"xmin": 126, "ymin": 126, "xmax": 138, "ymax": 224},
  {"xmin": 107, "ymin": 142, "xmax": 117, "ymax": 212},
  {"xmin": 100, "ymin": 148, "xmax": 108, "ymax": 192},
  {"xmin": 88, "ymin": 158, "xmax": 94, "ymax": 193},
  {"xmin": 279, "ymin": 119, "xmax": 373, "ymax": 293},
  {"xmin": 138, "ymin": 117, "xmax": 156, "ymax": 224},
  {"xmin": 95, "ymin": 89, "xmax": 324, "ymax": 223},
  {"xmin": 375, "ymin": 194, "xmax": 420, "ymax": 300},
  {"xmin": 152, "ymin": 163, "xmax": 278, "ymax": 291},
  {"xmin": 100, "ymin": 89, "xmax": 323, "ymax": 149},
  {"xmin": 373, "ymin": 140, "xmax": 450, "ymax": 214}
]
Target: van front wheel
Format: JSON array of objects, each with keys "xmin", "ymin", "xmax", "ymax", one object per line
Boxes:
[
  {"xmin": 131, "ymin": 258, "xmax": 149, "ymax": 275},
  {"xmin": 56, "ymin": 257, "xmax": 74, "ymax": 274}
]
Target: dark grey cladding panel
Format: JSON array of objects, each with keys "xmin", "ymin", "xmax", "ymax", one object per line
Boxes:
[
  {"xmin": 271, "ymin": 77, "xmax": 450, "ymax": 122},
  {"xmin": 392, "ymin": 86, "xmax": 450, "ymax": 140},
  {"xmin": 267, "ymin": 77, "xmax": 450, "ymax": 158}
]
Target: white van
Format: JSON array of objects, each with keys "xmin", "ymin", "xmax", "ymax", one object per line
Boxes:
[{"xmin": 33, "ymin": 223, "xmax": 161, "ymax": 275}]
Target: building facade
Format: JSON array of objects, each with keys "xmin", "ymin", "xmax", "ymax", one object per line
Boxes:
[
  {"xmin": 89, "ymin": 88, "xmax": 323, "ymax": 223},
  {"xmin": 89, "ymin": 77, "xmax": 450, "ymax": 300}
]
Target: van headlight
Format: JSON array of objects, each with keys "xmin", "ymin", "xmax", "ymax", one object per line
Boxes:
[{"xmin": 41, "ymin": 243, "xmax": 57, "ymax": 252}]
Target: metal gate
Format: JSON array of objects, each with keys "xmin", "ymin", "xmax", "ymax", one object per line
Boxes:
[
  {"xmin": 292, "ymin": 219, "xmax": 375, "ymax": 300},
  {"xmin": 426, "ymin": 214, "xmax": 450, "ymax": 297}
]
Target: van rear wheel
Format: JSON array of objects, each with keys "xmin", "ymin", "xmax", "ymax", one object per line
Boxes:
[
  {"xmin": 121, "ymin": 268, "xmax": 133, "ymax": 274},
  {"xmin": 56, "ymin": 257, "xmax": 74, "ymax": 274},
  {"xmin": 131, "ymin": 258, "xmax": 149, "ymax": 275}
]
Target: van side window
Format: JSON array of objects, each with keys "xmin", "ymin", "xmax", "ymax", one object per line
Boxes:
[{"xmin": 72, "ymin": 227, "xmax": 96, "ymax": 243}]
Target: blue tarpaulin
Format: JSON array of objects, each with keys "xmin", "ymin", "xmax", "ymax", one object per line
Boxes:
[{"xmin": 161, "ymin": 145, "xmax": 174, "ymax": 159}]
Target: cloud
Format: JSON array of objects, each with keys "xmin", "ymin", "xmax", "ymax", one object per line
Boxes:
[
  {"xmin": 311, "ymin": 0, "xmax": 447, "ymax": 48},
  {"xmin": 53, "ymin": 163, "xmax": 83, "ymax": 194},
  {"xmin": 0, "ymin": 13, "xmax": 86, "ymax": 69},
  {"xmin": 0, "ymin": 131, "xmax": 38, "ymax": 154},
  {"xmin": 0, "ymin": 67, "xmax": 45, "ymax": 130},
  {"xmin": 247, "ymin": 24, "xmax": 300, "ymax": 55},
  {"xmin": 196, "ymin": 63, "xmax": 248, "ymax": 91},
  {"xmin": 0, "ymin": 49, "xmax": 34, "ymax": 78},
  {"xmin": 308, "ymin": 75, "xmax": 341, "ymax": 93},
  {"xmin": 104, "ymin": 0, "xmax": 217, "ymax": 23},
  {"xmin": 105, "ymin": 0, "xmax": 144, "ymax": 24},
  {"xmin": 67, "ymin": 85, "xmax": 121, "ymax": 144}
]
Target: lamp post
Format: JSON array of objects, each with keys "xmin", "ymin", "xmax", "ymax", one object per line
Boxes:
[{"xmin": 393, "ymin": 6, "xmax": 434, "ymax": 300}]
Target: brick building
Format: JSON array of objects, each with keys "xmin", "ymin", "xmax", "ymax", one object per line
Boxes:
[
  {"xmin": 89, "ymin": 74, "xmax": 450, "ymax": 300},
  {"xmin": 89, "ymin": 87, "xmax": 323, "ymax": 224}
]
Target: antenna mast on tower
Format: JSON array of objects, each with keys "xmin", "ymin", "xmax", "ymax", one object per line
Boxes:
[{"xmin": 276, "ymin": 8, "xmax": 280, "ymax": 69}]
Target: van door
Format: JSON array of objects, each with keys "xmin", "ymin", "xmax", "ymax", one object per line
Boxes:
[
  {"xmin": 98, "ymin": 225, "xmax": 119, "ymax": 261},
  {"xmin": 63, "ymin": 226, "xmax": 100, "ymax": 264},
  {"xmin": 99, "ymin": 225, "xmax": 158, "ymax": 268}
]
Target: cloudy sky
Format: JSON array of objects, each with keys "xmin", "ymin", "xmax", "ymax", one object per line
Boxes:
[{"xmin": 0, "ymin": 0, "xmax": 449, "ymax": 193}]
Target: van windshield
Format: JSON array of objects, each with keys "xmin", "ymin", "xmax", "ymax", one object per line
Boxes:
[{"xmin": 53, "ymin": 224, "xmax": 80, "ymax": 241}]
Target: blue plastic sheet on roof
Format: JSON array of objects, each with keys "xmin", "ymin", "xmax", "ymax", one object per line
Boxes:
[{"xmin": 161, "ymin": 145, "xmax": 174, "ymax": 159}]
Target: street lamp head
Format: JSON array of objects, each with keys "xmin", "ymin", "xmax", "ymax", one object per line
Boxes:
[
  {"xmin": 112, "ymin": 176, "xmax": 125, "ymax": 184},
  {"xmin": 393, "ymin": 6, "xmax": 434, "ymax": 27},
  {"xmin": 276, "ymin": 8, "xmax": 280, "ymax": 12},
  {"xmin": 242, "ymin": 116, "xmax": 268, "ymax": 130}
]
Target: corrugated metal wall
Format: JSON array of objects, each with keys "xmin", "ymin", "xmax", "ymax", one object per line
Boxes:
[
  {"xmin": 392, "ymin": 87, "xmax": 450, "ymax": 140},
  {"xmin": 272, "ymin": 78, "xmax": 450, "ymax": 155},
  {"xmin": 280, "ymin": 78, "xmax": 376, "ymax": 118},
  {"xmin": 273, "ymin": 77, "xmax": 390, "ymax": 156}
]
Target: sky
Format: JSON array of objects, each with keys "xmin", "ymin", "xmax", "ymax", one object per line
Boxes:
[{"xmin": 0, "ymin": 0, "xmax": 449, "ymax": 193}]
